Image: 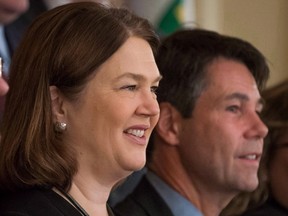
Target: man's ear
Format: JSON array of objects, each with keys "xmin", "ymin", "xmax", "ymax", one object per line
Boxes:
[
  {"xmin": 155, "ymin": 102, "xmax": 182, "ymax": 146},
  {"xmin": 50, "ymin": 86, "xmax": 66, "ymax": 122}
]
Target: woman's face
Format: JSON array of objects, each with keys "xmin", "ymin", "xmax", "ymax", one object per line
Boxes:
[
  {"xmin": 268, "ymin": 128, "xmax": 288, "ymax": 203},
  {"xmin": 63, "ymin": 37, "xmax": 161, "ymax": 180}
]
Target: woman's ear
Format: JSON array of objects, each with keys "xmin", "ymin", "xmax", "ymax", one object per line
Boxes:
[
  {"xmin": 155, "ymin": 102, "xmax": 182, "ymax": 146},
  {"xmin": 50, "ymin": 86, "xmax": 66, "ymax": 122}
]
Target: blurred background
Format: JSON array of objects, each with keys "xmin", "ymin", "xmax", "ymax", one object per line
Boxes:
[
  {"xmin": 5, "ymin": 0, "xmax": 288, "ymax": 87},
  {"xmin": 121, "ymin": 0, "xmax": 288, "ymax": 87}
]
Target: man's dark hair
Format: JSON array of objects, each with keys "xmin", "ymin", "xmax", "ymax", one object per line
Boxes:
[{"xmin": 156, "ymin": 29, "xmax": 270, "ymax": 118}]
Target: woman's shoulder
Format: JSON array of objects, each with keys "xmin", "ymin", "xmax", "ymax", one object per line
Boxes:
[{"xmin": 0, "ymin": 188, "xmax": 81, "ymax": 216}]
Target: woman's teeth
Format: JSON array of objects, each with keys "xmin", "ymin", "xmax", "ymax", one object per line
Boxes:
[{"xmin": 126, "ymin": 129, "xmax": 145, "ymax": 137}]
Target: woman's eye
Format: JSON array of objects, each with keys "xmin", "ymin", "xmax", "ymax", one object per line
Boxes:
[
  {"xmin": 151, "ymin": 86, "xmax": 158, "ymax": 94},
  {"xmin": 226, "ymin": 105, "xmax": 240, "ymax": 113},
  {"xmin": 121, "ymin": 85, "xmax": 137, "ymax": 91}
]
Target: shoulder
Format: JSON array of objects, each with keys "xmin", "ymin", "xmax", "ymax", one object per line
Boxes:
[
  {"xmin": 114, "ymin": 176, "xmax": 173, "ymax": 216},
  {"xmin": 0, "ymin": 188, "xmax": 80, "ymax": 216}
]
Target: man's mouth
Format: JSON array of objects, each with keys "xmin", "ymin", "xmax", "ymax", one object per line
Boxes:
[{"xmin": 239, "ymin": 154, "xmax": 260, "ymax": 160}]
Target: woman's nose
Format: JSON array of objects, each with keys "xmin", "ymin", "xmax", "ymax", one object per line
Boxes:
[{"xmin": 136, "ymin": 90, "xmax": 160, "ymax": 117}]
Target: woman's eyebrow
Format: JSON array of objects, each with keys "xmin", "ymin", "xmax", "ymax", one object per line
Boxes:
[{"xmin": 113, "ymin": 72, "xmax": 162, "ymax": 83}]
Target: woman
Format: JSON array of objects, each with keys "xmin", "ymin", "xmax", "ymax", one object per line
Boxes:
[{"xmin": 0, "ymin": 2, "xmax": 161, "ymax": 216}]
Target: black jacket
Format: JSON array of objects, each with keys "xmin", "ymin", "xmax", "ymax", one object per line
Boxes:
[{"xmin": 114, "ymin": 176, "xmax": 174, "ymax": 216}]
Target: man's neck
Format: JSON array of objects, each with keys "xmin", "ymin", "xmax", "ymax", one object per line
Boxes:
[{"xmin": 148, "ymin": 144, "xmax": 234, "ymax": 216}]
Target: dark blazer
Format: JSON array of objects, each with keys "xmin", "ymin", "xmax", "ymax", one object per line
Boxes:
[
  {"xmin": 5, "ymin": 0, "xmax": 47, "ymax": 55},
  {"xmin": 0, "ymin": 188, "xmax": 82, "ymax": 215},
  {"xmin": 0, "ymin": 1, "xmax": 47, "ymax": 121},
  {"xmin": 114, "ymin": 176, "xmax": 174, "ymax": 216}
]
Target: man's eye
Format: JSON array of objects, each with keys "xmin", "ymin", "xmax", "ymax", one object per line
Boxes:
[
  {"xmin": 226, "ymin": 105, "xmax": 240, "ymax": 113},
  {"xmin": 256, "ymin": 110, "xmax": 263, "ymax": 117}
]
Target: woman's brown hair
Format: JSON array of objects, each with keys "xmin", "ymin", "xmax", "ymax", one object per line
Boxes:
[{"xmin": 0, "ymin": 2, "xmax": 159, "ymax": 191}]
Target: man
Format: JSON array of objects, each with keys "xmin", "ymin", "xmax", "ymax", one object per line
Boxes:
[
  {"xmin": 114, "ymin": 29, "xmax": 270, "ymax": 216},
  {"xmin": 0, "ymin": 0, "xmax": 29, "ymax": 73},
  {"xmin": 0, "ymin": 0, "xmax": 26, "ymax": 116},
  {"xmin": 1, "ymin": 0, "xmax": 112, "ymax": 75},
  {"xmin": 0, "ymin": 58, "xmax": 8, "ymax": 104},
  {"xmin": 0, "ymin": 76, "xmax": 8, "ymax": 96}
]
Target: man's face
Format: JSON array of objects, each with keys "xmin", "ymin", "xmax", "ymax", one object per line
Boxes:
[
  {"xmin": 0, "ymin": 77, "xmax": 8, "ymax": 96},
  {"xmin": 0, "ymin": 0, "xmax": 29, "ymax": 24},
  {"xmin": 178, "ymin": 58, "xmax": 268, "ymax": 195}
]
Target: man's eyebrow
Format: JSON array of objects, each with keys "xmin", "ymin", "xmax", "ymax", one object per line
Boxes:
[
  {"xmin": 225, "ymin": 92, "xmax": 249, "ymax": 101},
  {"xmin": 224, "ymin": 92, "xmax": 264, "ymax": 107},
  {"xmin": 113, "ymin": 72, "xmax": 162, "ymax": 83}
]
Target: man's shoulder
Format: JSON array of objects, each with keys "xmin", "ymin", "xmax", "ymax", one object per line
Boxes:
[{"xmin": 114, "ymin": 176, "xmax": 173, "ymax": 216}]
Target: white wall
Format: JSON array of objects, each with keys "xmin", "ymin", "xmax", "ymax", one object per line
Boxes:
[
  {"xmin": 125, "ymin": 0, "xmax": 287, "ymax": 87},
  {"xmin": 196, "ymin": 0, "xmax": 288, "ymax": 87}
]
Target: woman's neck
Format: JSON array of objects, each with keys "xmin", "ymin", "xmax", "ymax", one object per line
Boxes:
[
  {"xmin": 70, "ymin": 175, "xmax": 112, "ymax": 216},
  {"xmin": 54, "ymin": 175, "xmax": 113, "ymax": 216}
]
